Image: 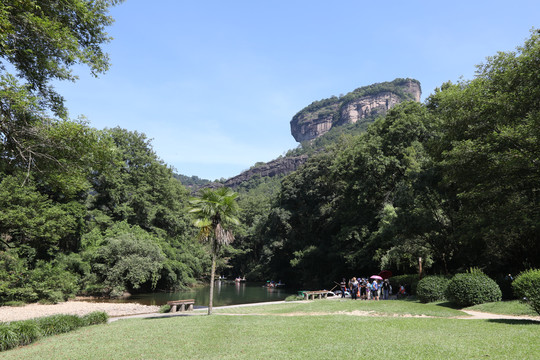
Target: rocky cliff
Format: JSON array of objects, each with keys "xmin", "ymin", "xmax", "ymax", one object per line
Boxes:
[
  {"xmin": 216, "ymin": 79, "xmax": 421, "ymax": 189},
  {"xmin": 290, "ymin": 78, "xmax": 421, "ymax": 142},
  {"xmin": 223, "ymin": 155, "xmax": 308, "ymax": 188}
]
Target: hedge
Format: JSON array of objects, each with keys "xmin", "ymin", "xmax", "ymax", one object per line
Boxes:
[
  {"xmin": 416, "ymin": 275, "xmax": 450, "ymax": 303},
  {"xmin": 0, "ymin": 311, "xmax": 108, "ymax": 352}
]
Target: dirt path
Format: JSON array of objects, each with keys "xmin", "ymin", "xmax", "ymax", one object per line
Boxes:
[{"xmin": 459, "ymin": 310, "xmax": 540, "ymax": 321}]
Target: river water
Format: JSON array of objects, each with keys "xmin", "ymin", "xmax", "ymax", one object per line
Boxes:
[{"xmin": 119, "ymin": 281, "xmax": 296, "ymax": 307}]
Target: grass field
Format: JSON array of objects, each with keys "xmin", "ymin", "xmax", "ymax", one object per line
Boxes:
[
  {"xmin": 3, "ymin": 300, "xmax": 539, "ymax": 359},
  {"xmin": 465, "ymin": 300, "xmax": 538, "ymax": 316}
]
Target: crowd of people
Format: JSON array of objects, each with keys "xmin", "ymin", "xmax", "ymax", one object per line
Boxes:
[{"xmin": 339, "ymin": 277, "xmax": 403, "ymax": 300}]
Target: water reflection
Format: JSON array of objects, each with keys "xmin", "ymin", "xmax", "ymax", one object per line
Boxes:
[{"xmin": 120, "ymin": 281, "xmax": 294, "ymax": 307}]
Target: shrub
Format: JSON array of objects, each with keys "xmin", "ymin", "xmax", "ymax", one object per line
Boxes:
[
  {"xmin": 159, "ymin": 304, "xmax": 171, "ymax": 313},
  {"xmin": 416, "ymin": 275, "xmax": 450, "ymax": 303},
  {"xmin": 8, "ymin": 320, "xmax": 41, "ymax": 346},
  {"xmin": 82, "ymin": 311, "xmax": 109, "ymax": 326},
  {"xmin": 389, "ymin": 274, "xmax": 420, "ymax": 295},
  {"xmin": 512, "ymin": 269, "xmax": 540, "ymax": 315},
  {"xmin": 445, "ymin": 272, "xmax": 502, "ymax": 307},
  {"xmin": 35, "ymin": 314, "xmax": 83, "ymax": 335},
  {"xmin": 0, "ymin": 324, "xmax": 18, "ymax": 351},
  {"xmin": 1, "ymin": 313, "xmax": 108, "ymax": 352}
]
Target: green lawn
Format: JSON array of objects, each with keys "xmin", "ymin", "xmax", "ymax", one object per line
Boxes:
[
  {"xmin": 3, "ymin": 300, "xmax": 539, "ymax": 359},
  {"xmin": 211, "ymin": 298, "xmax": 466, "ymax": 317},
  {"xmin": 465, "ymin": 300, "xmax": 538, "ymax": 316}
]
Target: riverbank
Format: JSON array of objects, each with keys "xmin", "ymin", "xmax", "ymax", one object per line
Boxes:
[{"xmin": 0, "ymin": 300, "xmax": 160, "ymax": 322}]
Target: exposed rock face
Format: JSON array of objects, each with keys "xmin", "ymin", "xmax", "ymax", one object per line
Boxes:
[
  {"xmin": 223, "ymin": 155, "xmax": 308, "ymax": 188},
  {"xmin": 216, "ymin": 79, "xmax": 421, "ymax": 189},
  {"xmin": 290, "ymin": 79, "xmax": 421, "ymax": 142}
]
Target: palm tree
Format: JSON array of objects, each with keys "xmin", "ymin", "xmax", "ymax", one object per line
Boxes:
[{"xmin": 188, "ymin": 187, "xmax": 240, "ymax": 315}]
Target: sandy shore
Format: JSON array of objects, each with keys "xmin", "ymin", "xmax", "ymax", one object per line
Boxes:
[{"xmin": 0, "ymin": 301, "xmax": 160, "ymax": 323}]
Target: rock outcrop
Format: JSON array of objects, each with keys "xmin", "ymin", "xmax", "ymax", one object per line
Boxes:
[
  {"xmin": 223, "ymin": 155, "xmax": 308, "ymax": 188},
  {"xmin": 290, "ymin": 78, "xmax": 421, "ymax": 142},
  {"xmin": 215, "ymin": 79, "xmax": 421, "ymax": 188}
]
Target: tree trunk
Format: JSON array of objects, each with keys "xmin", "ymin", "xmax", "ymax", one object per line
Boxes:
[{"xmin": 208, "ymin": 251, "xmax": 217, "ymax": 315}]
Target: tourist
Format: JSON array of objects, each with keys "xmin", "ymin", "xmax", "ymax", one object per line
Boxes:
[
  {"xmin": 371, "ymin": 280, "xmax": 379, "ymax": 301},
  {"xmin": 360, "ymin": 278, "xmax": 367, "ymax": 300},
  {"xmin": 349, "ymin": 277, "xmax": 359, "ymax": 300},
  {"xmin": 340, "ymin": 278, "xmax": 347, "ymax": 298},
  {"xmin": 382, "ymin": 279, "xmax": 390, "ymax": 300}
]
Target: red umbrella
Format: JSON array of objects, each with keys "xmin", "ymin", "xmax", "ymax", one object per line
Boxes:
[{"xmin": 378, "ymin": 270, "xmax": 392, "ymax": 279}]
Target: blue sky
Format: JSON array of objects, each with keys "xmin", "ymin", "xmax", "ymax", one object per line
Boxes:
[{"xmin": 55, "ymin": 0, "xmax": 540, "ymax": 181}]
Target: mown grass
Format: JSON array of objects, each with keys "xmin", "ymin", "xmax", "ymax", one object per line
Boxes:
[
  {"xmin": 2, "ymin": 314, "xmax": 539, "ymax": 359},
  {"xmin": 465, "ymin": 300, "xmax": 538, "ymax": 316},
  {"xmin": 211, "ymin": 298, "xmax": 466, "ymax": 317}
]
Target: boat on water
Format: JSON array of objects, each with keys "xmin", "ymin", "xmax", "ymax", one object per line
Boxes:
[
  {"xmin": 265, "ymin": 280, "xmax": 285, "ymax": 288},
  {"xmin": 234, "ymin": 277, "xmax": 246, "ymax": 282}
]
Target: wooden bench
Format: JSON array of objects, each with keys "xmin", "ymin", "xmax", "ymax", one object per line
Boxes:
[
  {"xmin": 167, "ymin": 299, "xmax": 195, "ymax": 312},
  {"xmin": 303, "ymin": 290, "xmax": 329, "ymax": 300}
]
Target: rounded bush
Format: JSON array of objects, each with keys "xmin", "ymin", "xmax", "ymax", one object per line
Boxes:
[
  {"xmin": 445, "ymin": 273, "xmax": 502, "ymax": 307},
  {"xmin": 512, "ymin": 269, "xmax": 540, "ymax": 315},
  {"xmin": 416, "ymin": 275, "xmax": 450, "ymax": 303}
]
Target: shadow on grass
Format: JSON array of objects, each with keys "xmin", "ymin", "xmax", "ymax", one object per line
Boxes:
[
  {"xmin": 487, "ymin": 319, "xmax": 540, "ymax": 325},
  {"xmin": 141, "ymin": 313, "xmax": 200, "ymax": 321},
  {"xmin": 434, "ymin": 301, "xmax": 462, "ymax": 310}
]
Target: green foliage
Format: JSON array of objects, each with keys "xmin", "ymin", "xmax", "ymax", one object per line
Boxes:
[
  {"xmin": 159, "ymin": 304, "xmax": 171, "ymax": 313},
  {"xmin": 512, "ymin": 269, "xmax": 540, "ymax": 315},
  {"xmin": 0, "ymin": 313, "xmax": 106, "ymax": 352},
  {"xmin": 0, "ymin": 250, "xmax": 79, "ymax": 304},
  {"xmin": 0, "ymin": 324, "xmax": 18, "ymax": 352},
  {"xmin": 34, "ymin": 314, "xmax": 83, "ymax": 335},
  {"xmin": 173, "ymin": 173, "xmax": 212, "ymax": 189},
  {"xmin": 0, "ymin": 175, "xmax": 78, "ymax": 252},
  {"xmin": 189, "ymin": 187, "xmax": 240, "ymax": 314},
  {"xmin": 88, "ymin": 127, "xmax": 191, "ymax": 237},
  {"xmin": 0, "ymin": 0, "xmax": 122, "ymax": 116},
  {"xmin": 90, "ymin": 224, "xmax": 165, "ymax": 295},
  {"xmin": 389, "ymin": 275, "xmax": 420, "ymax": 295},
  {"xmin": 8, "ymin": 320, "xmax": 41, "ymax": 346},
  {"xmin": 81, "ymin": 312, "xmax": 109, "ymax": 326},
  {"xmin": 425, "ymin": 29, "xmax": 540, "ymax": 272},
  {"xmin": 445, "ymin": 273, "xmax": 502, "ymax": 307},
  {"xmin": 416, "ymin": 275, "xmax": 450, "ymax": 303}
]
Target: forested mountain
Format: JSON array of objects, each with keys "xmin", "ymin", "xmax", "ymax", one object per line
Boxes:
[
  {"xmin": 0, "ymin": 1, "xmax": 538, "ymax": 303},
  {"xmin": 227, "ymin": 30, "xmax": 540, "ymax": 287}
]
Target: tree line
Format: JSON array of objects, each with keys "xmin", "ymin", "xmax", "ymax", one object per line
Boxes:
[
  {"xmin": 1, "ymin": 1, "xmax": 538, "ymax": 302},
  {"xmin": 0, "ymin": 0, "xmax": 209, "ymax": 303},
  {"xmin": 231, "ymin": 29, "xmax": 540, "ymax": 288}
]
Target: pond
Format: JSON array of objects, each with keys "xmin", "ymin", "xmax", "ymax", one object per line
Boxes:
[{"xmin": 98, "ymin": 281, "xmax": 297, "ymax": 307}]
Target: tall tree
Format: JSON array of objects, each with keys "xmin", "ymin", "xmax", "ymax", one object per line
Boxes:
[
  {"xmin": 188, "ymin": 187, "xmax": 240, "ymax": 315},
  {"xmin": 0, "ymin": 0, "xmax": 123, "ymax": 117}
]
